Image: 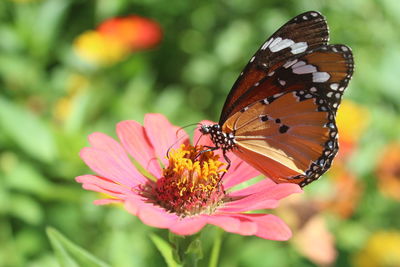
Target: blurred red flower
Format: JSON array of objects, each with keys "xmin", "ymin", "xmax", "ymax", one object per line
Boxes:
[
  {"xmin": 74, "ymin": 15, "xmax": 162, "ymax": 66},
  {"xmin": 98, "ymin": 15, "xmax": 162, "ymax": 52}
]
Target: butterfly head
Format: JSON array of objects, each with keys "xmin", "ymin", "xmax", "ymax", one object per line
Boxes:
[
  {"xmin": 199, "ymin": 124, "xmax": 220, "ymax": 134},
  {"xmin": 200, "ymin": 124, "xmax": 235, "ymax": 151}
]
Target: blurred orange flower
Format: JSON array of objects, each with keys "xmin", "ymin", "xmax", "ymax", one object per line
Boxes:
[
  {"xmin": 376, "ymin": 143, "xmax": 400, "ymax": 201},
  {"xmin": 320, "ymin": 161, "xmax": 363, "ymax": 218},
  {"xmin": 353, "ymin": 230, "xmax": 400, "ymax": 267},
  {"xmin": 336, "ymin": 100, "xmax": 370, "ymax": 159},
  {"xmin": 73, "ymin": 15, "xmax": 162, "ymax": 66}
]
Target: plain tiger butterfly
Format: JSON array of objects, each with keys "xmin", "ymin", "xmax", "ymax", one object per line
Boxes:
[{"xmin": 200, "ymin": 11, "xmax": 354, "ymax": 187}]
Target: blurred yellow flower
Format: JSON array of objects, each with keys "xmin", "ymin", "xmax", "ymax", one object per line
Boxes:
[
  {"xmin": 336, "ymin": 100, "xmax": 370, "ymax": 158},
  {"xmin": 354, "ymin": 231, "xmax": 400, "ymax": 267},
  {"xmin": 54, "ymin": 74, "xmax": 90, "ymax": 123},
  {"xmin": 376, "ymin": 143, "xmax": 400, "ymax": 201},
  {"xmin": 73, "ymin": 30, "xmax": 129, "ymax": 66}
]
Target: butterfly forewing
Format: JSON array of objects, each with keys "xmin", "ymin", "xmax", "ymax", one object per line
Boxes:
[
  {"xmin": 220, "ymin": 44, "xmax": 353, "ymax": 125},
  {"xmin": 220, "ymin": 11, "xmax": 329, "ymax": 124}
]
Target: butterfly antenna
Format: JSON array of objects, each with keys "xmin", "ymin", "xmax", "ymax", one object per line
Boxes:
[{"xmin": 165, "ymin": 122, "xmax": 201, "ymax": 158}]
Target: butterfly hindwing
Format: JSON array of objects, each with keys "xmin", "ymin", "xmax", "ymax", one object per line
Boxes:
[
  {"xmin": 222, "ymin": 89, "xmax": 338, "ymax": 186},
  {"xmin": 220, "ymin": 11, "xmax": 329, "ymax": 124}
]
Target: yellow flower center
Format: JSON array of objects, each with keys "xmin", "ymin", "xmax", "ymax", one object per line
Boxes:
[{"xmin": 142, "ymin": 144, "xmax": 226, "ymax": 217}]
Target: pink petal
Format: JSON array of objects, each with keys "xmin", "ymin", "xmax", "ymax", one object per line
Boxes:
[
  {"xmin": 124, "ymin": 196, "xmax": 179, "ymax": 229},
  {"xmin": 222, "ymin": 183, "xmax": 302, "ymax": 212},
  {"xmin": 169, "ymin": 216, "xmax": 208, "ymax": 235},
  {"xmin": 88, "ymin": 132, "xmax": 145, "ymax": 184},
  {"xmin": 219, "ymin": 197, "xmax": 279, "ymax": 212},
  {"xmin": 144, "ymin": 114, "xmax": 189, "ymax": 166},
  {"xmin": 80, "ymin": 147, "xmax": 143, "ymax": 187},
  {"xmin": 94, "ymin": 199, "xmax": 123, "ymax": 205},
  {"xmin": 238, "ymin": 214, "xmax": 292, "ymax": 241},
  {"xmin": 228, "ymin": 179, "xmax": 276, "ymax": 196},
  {"xmin": 81, "ymin": 183, "xmax": 126, "ymax": 199},
  {"xmin": 117, "ymin": 120, "xmax": 162, "ymax": 177},
  {"xmin": 222, "ymin": 152, "xmax": 261, "ymax": 189},
  {"xmin": 230, "ymin": 182, "xmax": 303, "ymax": 200},
  {"xmin": 76, "ymin": 175, "xmax": 132, "ymax": 195},
  {"xmin": 207, "ymin": 214, "xmax": 258, "ymax": 236}
]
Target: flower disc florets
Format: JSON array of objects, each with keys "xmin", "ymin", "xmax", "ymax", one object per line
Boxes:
[{"xmin": 147, "ymin": 144, "xmax": 226, "ymax": 217}]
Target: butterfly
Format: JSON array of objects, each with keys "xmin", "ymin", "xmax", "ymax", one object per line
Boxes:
[{"xmin": 200, "ymin": 11, "xmax": 354, "ymax": 187}]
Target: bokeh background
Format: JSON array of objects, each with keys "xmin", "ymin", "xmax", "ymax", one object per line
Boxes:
[{"xmin": 1, "ymin": 0, "xmax": 400, "ymax": 266}]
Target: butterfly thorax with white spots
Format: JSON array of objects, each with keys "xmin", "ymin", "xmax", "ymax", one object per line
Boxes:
[{"xmin": 200, "ymin": 124, "xmax": 236, "ymax": 151}]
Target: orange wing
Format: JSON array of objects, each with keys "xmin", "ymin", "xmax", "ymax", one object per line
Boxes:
[
  {"xmin": 221, "ymin": 44, "xmax": 353, "ymax": 125},
  {"xmin": 222, "ymin": 90, "xmax": 337, "ymax": 187}
]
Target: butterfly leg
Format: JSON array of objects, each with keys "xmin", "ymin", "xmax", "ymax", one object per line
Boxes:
[
  {"xmin": 217, "ymin": 151, "xmax": 232, "ymax": 181},
  {"xmin": 194, "ymin": 146, "xmax": 219, "ymax": 160}
]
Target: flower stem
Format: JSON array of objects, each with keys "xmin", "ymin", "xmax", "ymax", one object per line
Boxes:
[
  {"xmin": 209, "ymin": 228, "xmax": 223, "ymax": 267},
  {"xmin": 169, "ymin": 232, "xmax": 203, "ymax": 267}
]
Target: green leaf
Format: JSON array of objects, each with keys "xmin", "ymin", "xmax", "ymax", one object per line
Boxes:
[
  {"xmin": 150, "ymin": 233, "xmax": 181, "ymax": 267},
  {"xmin": 0, "ymin": 97, "xmax": 56, "ymax": 163},
  {"xmin": 10, "ymin": 194, "xmax": 43, "ymax": 225},
  {"xmin": 46, "ymin": 227, "xmax": 110, "ymax": 267}
]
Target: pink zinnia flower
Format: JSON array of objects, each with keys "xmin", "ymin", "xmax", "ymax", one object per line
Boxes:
[{"xmin": 76, "ymin": 114, "xmax": 302, "ymax": 240}]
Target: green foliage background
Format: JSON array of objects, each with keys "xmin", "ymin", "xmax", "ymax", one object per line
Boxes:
[{"xmin": 1, "ymin": 0, "xmax": 400, "ymax": 266}]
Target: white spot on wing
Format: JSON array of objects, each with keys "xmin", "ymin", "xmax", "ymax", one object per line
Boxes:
[
  {"xmin": 267, "ymin": 37, "xmax": 282, "ymax": 51},
  {"xmin": 283, "ymin": 59, "xmax": 298, "ymax": 68},
  {"xmin": 293, "ymin": 64, "xmax": 317, "ymax": 74},
  {"xmin": 269, "ymin": 38, "xmax": 295, "ymax": 52},
  {"xmin": 279, "ymin": 79, "xmax": 286, "ymax": 86},
  {"xmin": 290, "ymin": 42, "xmax": 308, "ymax": 54},
  {"xmin": 292, "ymin": 61, "xmax": 306, "ymax": 68},
  {"xmin": 312, "ymin": 72, "xmax": 330, "ymax": 82},
  {"xmin": 261, "ymin": 38, "xmax": 274, "ymax": 50},
  {"xmin": 310, "ymin": 87, "xmax": 317, "ymax": 92},
  {"xmin": 250, "ymin": 56, "xmax": 255, "ymax": 63},
  {"xmin": 330, "ymin": 83, "xmax": 339, "ymax": 90}
]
